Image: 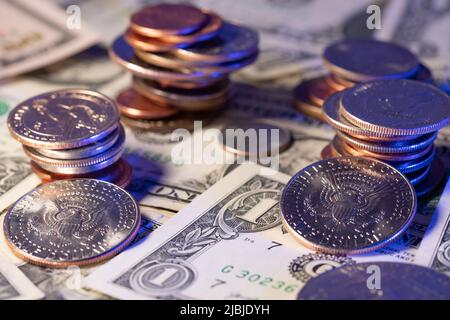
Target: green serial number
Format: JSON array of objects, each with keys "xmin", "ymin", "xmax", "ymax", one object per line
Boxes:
[{"xmin": 220, "ymin": 265, "xmax": 298, "ymax": 293}]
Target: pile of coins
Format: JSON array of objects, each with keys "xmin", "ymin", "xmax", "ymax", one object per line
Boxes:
[
  {"xmin": 109, "ymin": 3, "xmax": 259, "ymax": 132},
  {"xmin": 294, "ymin": 38, "xmax": 433, "ymax": 121},
  {"xmin": 7, "ymin": 89, "xmax": 132, "ymax": 188},
  {"xmin": 3, "ymin": 179, "xmax": 140, "ymax": 268},
  {"xmin": 281, "ymin": 156, "xmax": 417, "ymax": 255},
  {"xmin": 321, "ymin": 79, "xmax": 450, "ymax": 197}
]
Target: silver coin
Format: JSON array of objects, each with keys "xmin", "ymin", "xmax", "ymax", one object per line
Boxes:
[
  {"xmin": 3, "ymin": 179, "xmax": 140, "ymax": 267},
  {"xmin": 336, "ymin": 130, "xmax": 437, "ymax": 154},
  {"xmin": 219, "ymin": 120, "xmax": 292, "ymax": 156},
  {"xmin": 406, "ymin": 163, "xmax": 431, "ymax": 186},
  {"xmin": 31, "ymin": 125, "xmax": 122, "ymax": 160},
  {"xmin": 388, "ymin": 146, "xmax": 436, "ymax": 174},
  {"xmin": 23, "ymin": 124, "xmax": 125, "ymax": 170},
  {"xmin": 298, "ymin": 262, "xmax": 450, "ymax": 300},
  {"xmin": 340, "ymin": 79, "xmax": 450, "ymax": 136},
  {"xmin": 280, "ymin": 157, "xmax": 416, "ymax": 255},
  {"xmin": 7, "ymin": 89, "xmax": 120, "ymax": 150},
  {"xmin": 174, "ymin": 22, "xmax": 259, "ymax": 63}
]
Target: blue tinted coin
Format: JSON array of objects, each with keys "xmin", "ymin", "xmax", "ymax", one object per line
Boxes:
[
  {"xmin": 297, "ymin": 262, "xmax": 450, "ymax": 300},
  {"xmin": 323, "ymin": 39, "xmax": 419, "ymax": 81},
  {"xmin": 341, "ymin": 79, "xmax": 450, "ymax": 135}
]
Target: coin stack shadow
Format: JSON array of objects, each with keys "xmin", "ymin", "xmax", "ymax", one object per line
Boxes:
[
  {"xmin": 293, "ymin": 38, "xmax": 433, "ymax": 121},
  {"xmin": 109, "ymin": 3, "xmax": 259, "ymax": 132},
  {"xmin": 321, "ymin": 79, "xmax": 450, "ymax": 198},
  {"xmin": 7, "ymin": 89, "xmax": 131, "ymax": 188}
]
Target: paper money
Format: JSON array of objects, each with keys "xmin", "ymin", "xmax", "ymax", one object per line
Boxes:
[
  {"xmin": 0, "ymin": 0, "xmax": 98, "ymax": 80},
  {"xmin": 376, "ymin": 0, "xmax": 450, "ymax": 93},
  {"xmin": 413, "ymin": 178, "xmax": 450, "ymax": 275},
  {"xmin": 0, "ymin": 252, "xmax": 44, "ymax": 300},
  {"xmin": 84, "ymin": 164, "xmax": 319, "ymax": 299}
]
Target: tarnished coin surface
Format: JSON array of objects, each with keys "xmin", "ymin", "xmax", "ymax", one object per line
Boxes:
[
  {"xmin": 298, "ymin": 262, "xmax": 450, "ymax": 300},
  {"xmin": 3, "ymin": 179, "xmax": 140, "ymax": 268},
  {"xmin": 280, "ymin": 157, "xmax": 416, "ymax": 255},
  {"xmin": 174, "ymin": 23, "xmax": 259, "ymax": 63},
  {"xmin": 130, "ymin": 3, "xmax": 207, "ymax": 37},
  {"xmin": 8, "ymin": 89, "xmax": 120, "ymax": 150},
  {"xmin": 340, "ymin": 79, "xmax": 450, "ymax": 136},
  {"xmin": 323, "ymin": 39, "xmax": 419, "ymax": 81}
]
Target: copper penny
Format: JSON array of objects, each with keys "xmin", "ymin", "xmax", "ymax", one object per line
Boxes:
[
  {"xmin": 307, "ymin": 76, "xmax": 337, "ymax": 107},
  {"xmin": 116, "ymin": 87, "xmax": 178, "ymax": 120},
  {"xmin": 130, "ymin": 4, "xmax": 208, "ymax": 37},
  {"xmin": 124, "ymin": 29, "xmax": 185, "ymax": 53}
]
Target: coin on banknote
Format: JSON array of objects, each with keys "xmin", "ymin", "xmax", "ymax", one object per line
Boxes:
[
  {"xmin": 8, "ymin": 89, "xmax": 120, "ymax": 150},
  {"xmin": 340, "ymin": 79, "xmax": 450, "ymax": 136},
  {"xmin": 174, "ymin": 23, "xmax": 259, "ymax": 63},
  {"xmin": 130, "ymin": 3, "xmax": 208, "ymax": 37},
  {"xmin": 116, "ymin": 88, "xmax": 178, "ymax": 120},
  {"xmin": 298, "ymin": 262, "xmax": 450, "ymax": 300},
  {"xmin": 323, "ymin": 39, "xmax": 419, "ymax": 81},
  {"xmin": 281, "ymin": 157, "xmax": 416, "ymax": 255},
  {"xmin": 3, "ymin": 179, "xmax": 140, "ymax": 268},
  {"xmin": 219, "ymin": 120, "xmax": 292, "ymax": 156}
]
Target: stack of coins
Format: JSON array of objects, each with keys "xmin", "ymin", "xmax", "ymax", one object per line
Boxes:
[
  {"xmin": 109, "ymin": 3, "xmax": 259, "ymax": 131},
  {"xmin": 321, "ymin": 79, "xmax": 450, "ymax": 197},
  {"xmin": 294, "ymin": 38, "xmax": 433, "ymax": 121},
  {"xmin": 7, "ymin": 89, "xmax": 132, "ymax": 188}
]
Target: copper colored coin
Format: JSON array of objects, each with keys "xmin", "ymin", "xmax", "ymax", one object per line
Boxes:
[
  {"xmin": 307, "ymin": 76, "xmax": 337, "ymax": 107},
  {"xmin": 121, "ymin": 113, "xmax": 212, "ymax": 133},
  {"xmin": 130, "ymin": 4, "xmax": 208, "ymax": 37},
  {"xmin": 329, "ymin": 73, "xmax": 356, "ymax": 88},
  {"xmin": 157, "ymin": 76, "xmax": 227, "ymax": 90},
  {"xmin": 116, "ymin": 88, "xmax": 178, "ymax": 120},
  {"xmin": 325, "ymin": 74, "xmax": 348, "ymax": 91},
  {"xmin": 320, "ymin": 144, "xmax": 339, "ymax": 160},
  {"xmin": 124, "ymin": 29, "xmax": 186, "ymax": 53},
  {"xmin": 32, "ymin": 158, "xmax": 132, "ymax": 189},
  {"xmin": 161, "ymin": 12, "xmax": 223, "ymax": 44},
  {"xmin": 293, "ymin": 79, "xmax": 323, "ymax": 121},
  {"xmin": 335, "ymin": 136, "xmax": 434, "ymax": 161}
]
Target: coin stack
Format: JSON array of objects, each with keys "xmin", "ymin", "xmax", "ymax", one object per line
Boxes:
[
  {"xmin": 321, "ymin": 79, "xmax": 450, "ymax": 197},
  {"xmin": 7, "ymin": 89, "xmax": 132, "ymax": 188},
  {"xmin": 109, "ymin": 3, "xmax": 259, "ymax": 132},
  {"xmin": 294, "ymin": 38, "xmax": 433, "ymax": 121}
]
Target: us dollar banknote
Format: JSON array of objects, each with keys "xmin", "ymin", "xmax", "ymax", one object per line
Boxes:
[
  {"xmin": 0, "ymin": 252, "xmax": 44, "ymax": 300},
  {"xmin": 0, "ymin": 0, "xmax": 98, "ymax": 80},
  {"xmin": 376, "ymin": 0, "xmax": 450, "ymax": 93},
  {"xmin": 413, "ymin": 178, "xmax": 450, "ymax": 275}
]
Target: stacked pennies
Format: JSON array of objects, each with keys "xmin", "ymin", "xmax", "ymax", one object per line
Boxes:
[
  {"xmin": 110, "ymin": 3, "xmax": 259, "ymax": 132},
  {"xmin": 7, "ymin": 89, "xmax": 132, "ymax": 188},
  {"xmin": 294, "ymin": 38, "xmax": 433, "ymax": 121},
  {"xmin": 321, "ymin": 79, "xmax": 450, "ymax": 197}
]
